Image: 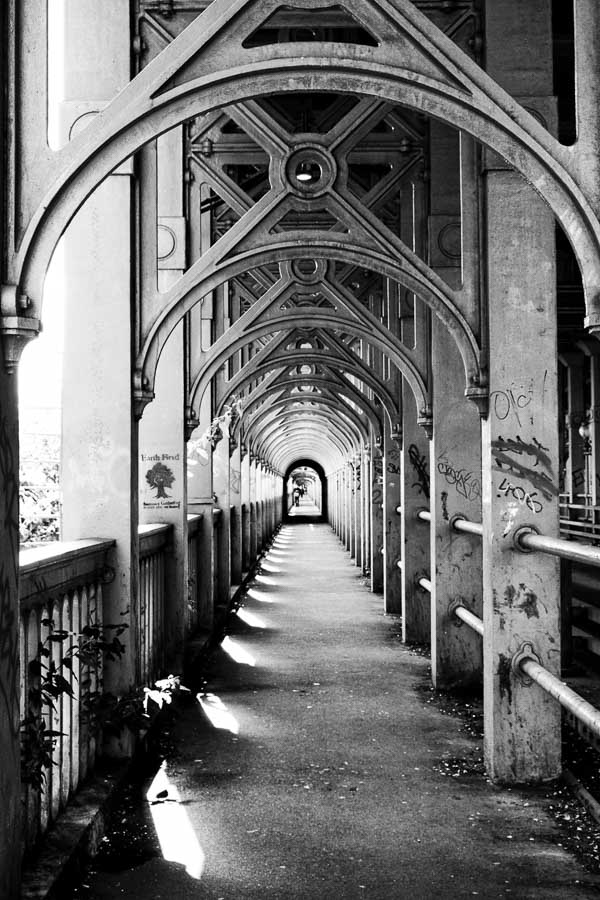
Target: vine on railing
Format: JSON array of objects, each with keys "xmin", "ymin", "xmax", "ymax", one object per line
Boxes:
[
  {"xmin": 21, "ymin": 616, "xmax": 188, "ymax": 788},
  {"xmin": 20, "ymin": 618, "xmax": 128, "ymax": 788}
]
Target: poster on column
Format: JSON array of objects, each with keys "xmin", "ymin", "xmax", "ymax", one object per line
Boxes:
[{"xmin": 141, "ymin": 452, "xmax": 182, "ymax": 509}]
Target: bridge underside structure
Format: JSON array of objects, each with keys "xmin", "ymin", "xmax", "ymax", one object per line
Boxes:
[{"xmin": 2, "ymin": 1, "xmax": 600, "ymax": 894}]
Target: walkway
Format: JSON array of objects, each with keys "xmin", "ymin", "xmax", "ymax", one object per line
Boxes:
[{"xmin": 80, "ymin": 524, "xmax": 599, "ymax": 899}]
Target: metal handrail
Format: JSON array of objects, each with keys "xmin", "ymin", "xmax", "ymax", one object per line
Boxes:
[
  {"xmin": 418, "ymin": 575, "xmax": 432, "ymax": 592},
  {"xmin": 454, "ymin": 605, "xmax": 484, "ymax": 636},
  {"xmin": 451, "ymin": 515, "xmax": 483, "ymax": 537},
  {"xmin": 447, "ymin": 604, "xmax": 600, "ymax": 739},
  {"xmin": 416, "ymin": 509, "xmax": 431, "ymax": 523},
  {"xmin": 519, "ymin": 656, "xmax": 600, "ymax": 741},
  {"xmin": 515, "ymin": 528, "xmax": 600, "ymax": 568}
]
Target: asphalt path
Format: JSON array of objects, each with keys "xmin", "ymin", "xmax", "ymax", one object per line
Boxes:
[{"xmin": 79, "ymin": 523, "xmax": 600, "ymax": 899}]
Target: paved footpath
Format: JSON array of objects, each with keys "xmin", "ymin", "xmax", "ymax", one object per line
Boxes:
[{"xmin": 80, "ymin": 524, "xmax": 600, "ymax": 899}]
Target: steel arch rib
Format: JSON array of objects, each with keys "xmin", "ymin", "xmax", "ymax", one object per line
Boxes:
[
  {"xmin": 218, "ymin": 352, "xmax": 401, "ymax": 424},
  {"xmin": 7, "ymin": 0, "xmax": 600, "ymax": 334},
  {"xmin": 189, "ymin": 314, "xmax": 426, "ymax": 417}
]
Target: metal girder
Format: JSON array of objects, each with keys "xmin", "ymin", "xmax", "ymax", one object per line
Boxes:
[
  {"xmin": 243, "ymin": 392, "xmax": 374, "ymax": 447},
  {"xmin": 218, "ymin": 349, "xmax": 402, "ymax": 426},
  {"xmin": 6, "ymin": 0, "xmax": 600, "ymax": 384},
  {"xmin": 233, "ymin": 373, "xmax": 383, "ymax": 434},
  {"xmin": 189, "ymin": 312, "xmax": 426, "ymax": 416}
]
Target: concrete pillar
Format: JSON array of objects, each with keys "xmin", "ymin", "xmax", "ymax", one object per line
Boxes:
[
  {"xmin": 139, "ymin": 127, "xmax": 187, "ymax": 671},
  {"xmin": 427, "ymin": 119, "xmax": 482, "ymax": 685},
  {"xmin": 401, "ymin": 384, "xmax": 431, "ymax": 644},
  {"xmin": 361, "ymin": 451, "xmax": 371, "ymax": 575},
  {"xmin": 562, "ymin": 354, "xmax": 586, "ymax": 502},
  {"xmin": 483, "ymin": 172, "xmax": 560, "ymax": 782},
  {"xmin": 482, "ymin": 0, "xmax": 560, "ymax": 784},
  {"xmin": 249, "ymin": 457, "xmax": 257, "ymax": 560},
  {"xmin": 213, "ymin": 424, "xmax": 231, "ymax": 608},
  {"xmin": 430, "ymin": 322, "xmax": 482, "ymax": 687},
  {"xmin": 230, "ymin": 436, "xmax": 242, "ymax": 586},
  {"xmin": 353, "ymin": 455, "xmax": 362, "ymax": 566},
  {"xmin": 370, "ymin": 447, "xmax": 384, "ymax": 592},
  {"xmin": 573, "ymin": 0, "xmax": 600, "ymax": 192},
  {"xmin": 383, "ymin": 427, "xmax": 402, "ymax": 614},
  {"xmin": 0, "ymin": 370, "xmax": 21, "ymax": 898},
  {"xmin": 61, "ymin": 0, "xmax": 137, "ymax": 701},
  {"xmin": 139, "ymin": 326, "xmax": 187, "ymax": 669},
  {"xmin": 241, "ymin": 447, "xmax": 251, "ymax": 572}
]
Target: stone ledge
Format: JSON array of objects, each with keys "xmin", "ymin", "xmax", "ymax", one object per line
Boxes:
[{"xmin": 21, "ymin": 761, "xmax": 130, "ymax": 900}]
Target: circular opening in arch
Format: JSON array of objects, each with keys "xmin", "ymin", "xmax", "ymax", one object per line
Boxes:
[
  {"xmin": 294, "ymin": 159, "xmax": 322, "ymax": 185},
  {"xmin": 293, "ymin": 258, "xmax": 318, "ymax": 279}
]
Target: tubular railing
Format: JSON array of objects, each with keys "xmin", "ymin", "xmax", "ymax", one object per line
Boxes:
[
  {"xmin": 186, "ymin": 514, "xmax": 203, "ymax": 635},
  {"xmin": 138, "ymin": 524, "xmax": 172, "ymax": 685},
  {"xmin": 414, "ymin": 508, "xmax": 600, "ymax": 744},
  {"xmin": 19, "ymin": 539, "xmax": 115, "ymax": 854}
]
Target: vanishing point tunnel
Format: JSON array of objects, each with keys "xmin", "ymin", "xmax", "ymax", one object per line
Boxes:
[{"xmin": 4, "ymin": 1, "xmax": 600, "ymax": 896}]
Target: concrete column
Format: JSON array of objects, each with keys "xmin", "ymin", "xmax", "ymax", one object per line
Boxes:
[
  {"xmin": 573, "ymin": 0, "xmax": 600, "ymax": 193},
  {"xmin": 241, "ymin": 447, "xmax": 251, "ymax": 572},
  {"xmin": 0, "ymin": 370, "xmax": 21, "ymax": 898},
  {"xmin": 383, "ymin": 427, "xmax": 402, "ymax": 614},
  {"xmin": 139, "ymin": 326, "xmax": 187, "ymax": 669},
  {"xmin": 139, "ymin": 127, "xmax": 187, "ymax": 671},
  {"xmin": 482, "ymin": 0, "xmax": 561, "ymax": 784},
  {"xmin": 230, "ymin": 437, "xmax": 242, "ymax": 587},
  {"xmin": 562, "ymin": 354, "xmax": 585, "ymax": 502},
  {"xmin": 483, "ymin": 171, "xmax": 560, "ymax": 783},
  {"xmin": 362, "ymin": 451, "xmax": 371, "ymax": 575},
  {"xmin": 187, "ymin": 319, "xmax": 215, "ymax": 630},
  {"xmin": 61, "ymin": 1, "xmax": 137, "ymax": 701},
  {"xmin": 401, "ymin": 385, "xmax": 431, "ymax": 644},
  {"xmin": 213, "ymin": 424, "xmax": 231, "ymax": 608},
  {"xmin": 249, "ymin": 458, "xmax": 257, "ymax": 560},
  {"xmin": 370, "ymin": 448, "xmax": 384, "ymax": 592},
  {"xmin": 430, "ymin": 322, "xmax": 482, "ymax": 687},
  {"xmin": 353, "ymin": 455, "xmax": 362, "ymax": 566}
]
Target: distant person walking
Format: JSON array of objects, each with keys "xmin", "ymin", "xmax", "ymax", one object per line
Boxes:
[{"xmin": 292, "ymin": 487, "xmax": 301, "ymax": 507}]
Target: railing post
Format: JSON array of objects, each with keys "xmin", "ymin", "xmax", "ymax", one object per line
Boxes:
[{"xmin": 482, "ymin": 4, "xmax": 560, "ymax": 780}]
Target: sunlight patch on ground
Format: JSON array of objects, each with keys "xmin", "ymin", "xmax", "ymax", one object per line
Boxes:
[
  {"xmin": 236, "ymin": 607, "xmax": 268, "ymax": 629},
  {"xmin": 197, "ymin": 692, "xmax": 240, "ymax": 734},
  {"xmin": 255, "ymin": 573, "xmax": 279, "ymax": 586},
  {"xmin": 221, "ymin": 635, "xmax": 256, "ymax": 666},
  {"xmin": 146, "ymin": 762, "xmax": 205, "ymax": 879},
  {"xmin": 260, "ymin": 562, "xmax": 282, "ymax": 573},
  {"xmin": 246, "ymin": 587, "xmax": 276, "ymax": 603}
]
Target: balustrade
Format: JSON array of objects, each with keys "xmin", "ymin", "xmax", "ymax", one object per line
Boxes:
[{"xmin": 19, "ymin": 539, "xmax": 114, "ymax": 854}]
